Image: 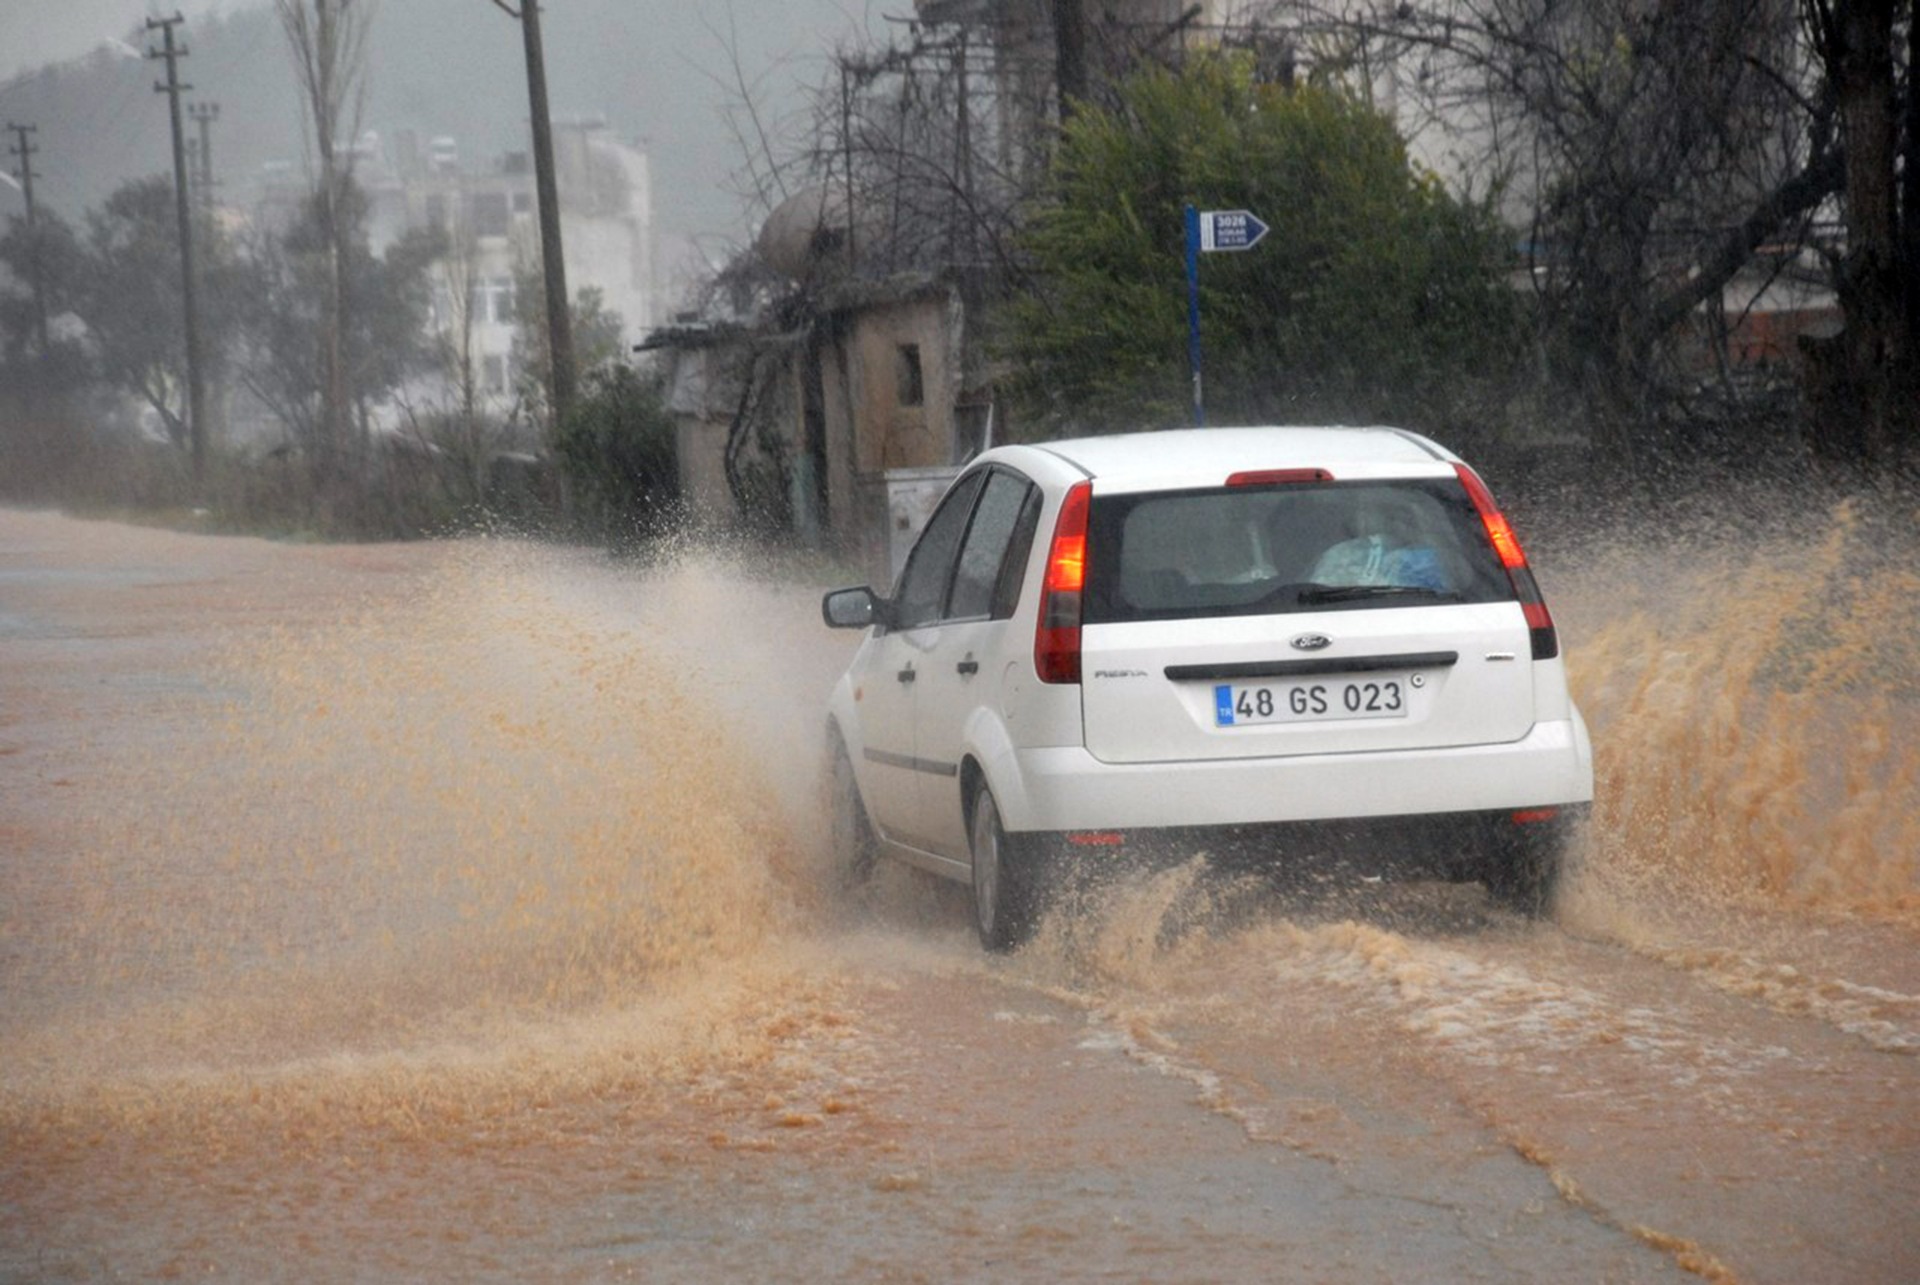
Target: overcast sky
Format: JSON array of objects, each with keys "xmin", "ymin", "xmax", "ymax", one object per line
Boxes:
[
  {"xmin": 1, "ymin": 0, "xmax": 880, "ymax": 81},
  {"xmin": 2, "ymin": 0, "xmax": 882, "ymax": 250},
  {"xmin": 0, "ymin": 1, "xmax": 241, "ymax": 81}
]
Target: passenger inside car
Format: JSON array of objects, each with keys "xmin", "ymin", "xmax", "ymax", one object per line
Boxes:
[{"xmin": 1306, "ymin": 490, "xmax": 1450, "ymax": 590}]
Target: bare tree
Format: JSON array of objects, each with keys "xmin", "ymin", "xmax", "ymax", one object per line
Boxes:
[
  {"xmin": 1279, "ymin": 0, "xmax": 1917, "ymax": 468},
  {"xmin": 411, "ymin": 232, "xmax": 506, "ymax": 505},
  {"xmin": 1801, "ymin": 0, "xmax": 1918, "ymax": 467},
  {"xmin": 276, "ymin": 0, "xmax": 375, "ymax": 490}
]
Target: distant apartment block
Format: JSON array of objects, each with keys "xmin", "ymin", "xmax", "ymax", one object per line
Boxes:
[{"xmin": 253, "ymin": 117, "xmax": 656, "ymax": 430}]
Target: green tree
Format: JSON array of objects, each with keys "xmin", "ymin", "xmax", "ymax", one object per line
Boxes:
[
  {"xmin": 551, "ymin": 361, "xmax": 680, "ymax": 544},
  {"xmin": 1000, "ymin": 56, "xmax": 1521, "ymax": 438},
  {"xmin": 0, "ymin": 208, "xmax": 90, "ymax": 391},
  {"xmin": 50, "ymin": 177, "xmax": 248, "ymax": 450},
  {"xmin": 0, "ymin": 208, "xmax": 93, "ymax": 493},
  {"xmin": 510, "ymin": 256, "xmax": 624, "ymax": 435},
  {"xmin": 236, "ymin": 179, "xmax": 442, "ymax": 466}
]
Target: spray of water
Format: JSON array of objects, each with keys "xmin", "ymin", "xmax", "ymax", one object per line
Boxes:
[
  {"xmin": 1561, "ymin": 496, "xmax": 1918, "ymax": 925},
  {"xmin": 0, "ymin": 537, "xmax": 866, "ymax": 1157}
]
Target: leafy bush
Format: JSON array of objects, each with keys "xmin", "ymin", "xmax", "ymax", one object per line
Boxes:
[
  {"xmin": 552, "ymin": 362, "xmax": 681, "ymax": 544},
  {"xmin": 1000, "ymin": 56, "xmax": 1525, "ymax": 441}
]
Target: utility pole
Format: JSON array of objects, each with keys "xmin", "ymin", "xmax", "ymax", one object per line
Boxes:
[
  {"xmin": 149, "ymin": 14, "xmax": 208, "ymax": 490},
  {"xmin": 189, "ymin": 101, "xmax": 220, "ymax": 219},
  {"xmin": 188, "ymin": 100, "xmax": 224, "ymax": 449},
  {"xmin": 6, "ymin": 122, "xmax": 48, "ymax": 356},
  {"xmin": 492, "ymin": 0, "xmax": 575, "ymax": 431},
  {"xmin": 1052, "ymin": 0, "xmax": 1087, "ymax": 122}
]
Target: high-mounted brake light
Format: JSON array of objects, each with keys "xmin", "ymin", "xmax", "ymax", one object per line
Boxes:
[
  {"xmin": 1034, "ymin": 481, "xmax": 1092, "ymax": 684},
  {"xmin": 1454, "ymin": 463, "xmax": 1559, "ymax": 661},
  {"xmin": 1226, "ymin": 468, "xmax": 1335, "ymax": 486}
]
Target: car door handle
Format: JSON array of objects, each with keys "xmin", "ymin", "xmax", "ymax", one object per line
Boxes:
[
  {"xmin": 956, "ymin": 659, "xmax": 979, "ymax": 676},
  {"xmin": 897, "ymin": 665, "xmax": 916, "ymax": 684}
]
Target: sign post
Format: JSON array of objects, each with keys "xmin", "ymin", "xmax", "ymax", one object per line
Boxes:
[
  {"xmin": 1184, "ymin": 205, "xmax": 1203, "ymax": 426},
  {"xmin": 1184, "ymin": 206, "xmax": 1271, "ymax": 427}
]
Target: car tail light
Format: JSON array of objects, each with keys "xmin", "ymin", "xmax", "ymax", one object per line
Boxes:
[
  {"xmin": 1454, "ymin": 463, "xmax": 1559, "ymax": 660},
  {"xmin": 1034, "ymin": 481, "xmax": 1092, "ymax": 684}
]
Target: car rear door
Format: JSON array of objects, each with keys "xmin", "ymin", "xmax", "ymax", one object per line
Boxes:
[{"xmin": 1078, "ymin": 477, "xmax": 1540, "ymax": 765}]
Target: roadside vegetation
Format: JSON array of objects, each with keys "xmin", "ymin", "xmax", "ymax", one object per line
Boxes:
[
  {"xmin": 0, "ymin": 3, "xmax": 1913, "ymax": 544},
  {"xmin": 1001, "ymin": 59, "xmax": 1522, "ymax": 445}
]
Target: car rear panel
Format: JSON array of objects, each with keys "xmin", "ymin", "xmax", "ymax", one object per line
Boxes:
[{"xmin": 1081, "ymin": 604, "xmax": 1537, "ymax": 764}]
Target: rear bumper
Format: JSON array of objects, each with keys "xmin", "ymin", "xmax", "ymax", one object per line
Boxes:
[
  {"xmin": 1022, "ymin": 804, "xmax": 1590, "ymax": 883},
  {"xmin": 999, "ymin": 717, "xmax": 1592, "ymax": 833}
]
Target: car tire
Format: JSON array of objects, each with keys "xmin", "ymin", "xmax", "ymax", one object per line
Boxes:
[
  {"xmin": 1486, "ymin": 826, "xmax": 1564, "ymax": 918},
  {"xmin": 969, "ymin": 785, "xmax": 1041, "ymax": 952},
  {"xmin": 828, "ymin": 742, "xmax": 878, "ymax": 890}
]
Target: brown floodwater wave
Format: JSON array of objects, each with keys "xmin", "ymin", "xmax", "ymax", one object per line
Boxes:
[
  {"xmin": 1556, "ymin": 495, "xmax": 1918, "ymax": 925},
  {"xmin": 0, "ymin": 541, "xmax": 865, "ymax": 1160}
]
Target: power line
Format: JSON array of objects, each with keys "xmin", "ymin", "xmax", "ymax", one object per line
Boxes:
[{"xmin": 148, "ymin": 13, "xmax": 208, "ymax": 490}]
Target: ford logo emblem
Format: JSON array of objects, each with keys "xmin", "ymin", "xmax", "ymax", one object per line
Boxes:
[{"xmin": 1291, "ymin": 633, "xmax": 1332, "ymax": 652}]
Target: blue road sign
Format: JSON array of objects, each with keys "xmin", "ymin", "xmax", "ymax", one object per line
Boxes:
[{"xmin": 1199, "ymin": 209, "xmax": 1270, "ymax": 252}]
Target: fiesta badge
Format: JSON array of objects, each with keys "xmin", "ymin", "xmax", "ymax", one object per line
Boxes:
[{"xmin": 1290, "ymin": 633, "xmax": 1332, "ymax": 652}]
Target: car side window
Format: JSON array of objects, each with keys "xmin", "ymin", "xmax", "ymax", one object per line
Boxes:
[
  {"xmin": 989, "ymin": 484, "xmax": 1042, "ymax": 620},
  {"xmin": 947, "ymin": 472, "xmax": 1035, "ymax": 622},
  {"xmin": 891, "ymin": 471, "xmax": 985, "ymax": 630}
]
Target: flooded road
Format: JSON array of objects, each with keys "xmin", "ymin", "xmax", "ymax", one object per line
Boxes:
[{"xmin": 2, "ymin": 504, "xmax": 1915, "ymax": 1282}]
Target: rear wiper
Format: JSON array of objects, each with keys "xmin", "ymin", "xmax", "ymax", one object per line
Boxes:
[{"xmin": 1299, "ymin": 584, "xmax": 1460, "ymax": 605}]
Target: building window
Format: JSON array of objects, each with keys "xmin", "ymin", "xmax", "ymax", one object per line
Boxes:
[
  {"xmin": 482, "ymin": 354, "xmax": 508, "ymax": 394},
  {"xmin": 479, "ymin": 278, "xmax": 515, "ymax": 325},
  {"xmin": 469, "ymin": 190, "xmax": 511, "ymax": 238},
  {"xmin": 895, "ymin": 343, "xmax": 924, "ymax": 408}
]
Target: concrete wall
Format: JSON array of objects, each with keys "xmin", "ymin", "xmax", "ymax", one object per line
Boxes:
[{"xmin": 849, "ymin": 296, "xmax": 957, "ymax": 472}]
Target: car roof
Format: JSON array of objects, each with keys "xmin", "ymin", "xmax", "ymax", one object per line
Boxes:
[{"xmin": 981, "ymin": 426, "xmax": 1464, "ymax": 493}]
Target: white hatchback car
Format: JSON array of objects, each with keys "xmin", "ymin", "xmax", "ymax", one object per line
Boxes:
[{"xmin": 822, "ymin": 427, "xmax": 1593, "ymax": 949}]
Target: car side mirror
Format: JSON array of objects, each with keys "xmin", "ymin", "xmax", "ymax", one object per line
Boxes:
[{"xmin": 822, "ymin": 586, "xmax": 883, "ymax": 630}]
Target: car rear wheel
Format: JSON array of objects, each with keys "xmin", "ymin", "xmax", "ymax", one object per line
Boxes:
[
  {"xmin": 969, "ymin": 786, "xmax": 1040, "ymax": 952},
  {"xmin": 828, "ymin": 743, "xmax": 878, "ymax": 890},
  {"xmin": 1485, "ymin": 826, "xmax": 1564, "ymax": 918}
]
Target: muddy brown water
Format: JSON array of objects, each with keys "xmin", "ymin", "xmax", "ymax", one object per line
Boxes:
[{"xmin": 1, "ymin": 504, "xmax": 1914, "ymax": 1282}]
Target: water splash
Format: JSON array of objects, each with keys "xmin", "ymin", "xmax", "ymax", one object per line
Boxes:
[
  {"xmin": 1, "ymin": 538, "xmax": 859, "ymax": 1140},
  {"xmin": 1560, "ymin": 497, "xmax": 1919, "ymax": 924}
]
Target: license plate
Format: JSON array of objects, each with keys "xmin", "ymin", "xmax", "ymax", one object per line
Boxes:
[{"xmin": 1214, "ymin": 675, "xmax": 1413, "ymax": 726}]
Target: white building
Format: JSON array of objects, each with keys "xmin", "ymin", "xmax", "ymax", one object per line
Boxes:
[
  {"xmin": 234, "ymin": 119, "xmax": 657, "ymax": 454},
  {"xmin": 379, "ymin": 119, "xmax": 658, "ymax": 415}
]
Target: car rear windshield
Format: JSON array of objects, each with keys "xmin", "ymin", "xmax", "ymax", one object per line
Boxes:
[{"xmin": 1084, "ymin": 478, "xmax": 1513, "ymax": 624}]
